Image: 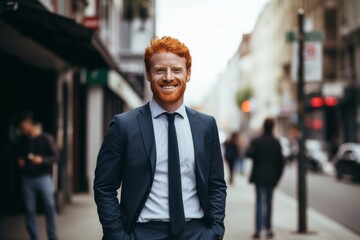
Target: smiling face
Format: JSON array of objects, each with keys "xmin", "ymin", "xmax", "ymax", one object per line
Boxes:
[{"xmin": 147, "ymin": 52, "xmax": 191, "ymax": 111}]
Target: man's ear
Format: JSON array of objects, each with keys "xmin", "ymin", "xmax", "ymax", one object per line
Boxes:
[
  {"xmin": 146, "ymin": 72, "xmax": 151, "ymax": 82},
  {"xmin": 186, "ymin": 69, "xmax": 191, "ymax": 82}
]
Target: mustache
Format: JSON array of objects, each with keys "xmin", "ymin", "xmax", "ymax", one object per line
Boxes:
[{"xmin": 156, "ymin": 78, "xmax": 181, "ymax": 84}]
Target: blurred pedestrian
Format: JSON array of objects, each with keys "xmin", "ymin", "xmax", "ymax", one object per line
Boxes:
[
  {"xmin": 236, "ymin": 133, "xmax": 246, "ymax": 174},
  {"xmin": 14, "ymin": 111, "xmax": 58, "ymax": 240},
  {"xmin": 224, "ymin": 132, "xmax": 239, "ymax": 184},
  {"xmin": 246, "ymin": 118, "xmax": 285, "ymax": 239},
  {"xmin": 94, "ymin": 36, "xmax": 226, "ymax": 240}
]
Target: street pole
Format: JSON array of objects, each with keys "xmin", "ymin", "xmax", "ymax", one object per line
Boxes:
[{"xmin": 297, "ymin": 8, "xmax": 307, "ymax": 233}]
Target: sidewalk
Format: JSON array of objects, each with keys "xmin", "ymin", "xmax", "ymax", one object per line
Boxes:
[
  {"xmin": 0, "ymin": 194, "xmax": 103, "ymax": 240},
  {"xmin": 1, "ymin": 174, "xmax": 359, "ymax": 240},
  {"xmin": 225, "ymin": 175, "xmax": 360, "ymax": 240}
]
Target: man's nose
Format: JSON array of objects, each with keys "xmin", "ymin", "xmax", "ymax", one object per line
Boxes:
[{"xmin": 165, "ymin": 70, "xmax": 173, "ymax": 81}]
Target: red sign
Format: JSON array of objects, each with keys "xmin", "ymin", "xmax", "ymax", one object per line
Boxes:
[
  {"xmin": 304, "ymin": 44, "xmax": 317, "ymax": 61},
  {"xmin": 306, "ymin": 118, "xmax": 324, "ymax": 129},
  {"xmin": 83, "ymin": 16, "xmax": 99, "ymax": 30}
]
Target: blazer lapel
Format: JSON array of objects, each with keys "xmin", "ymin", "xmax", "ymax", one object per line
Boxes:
[
  {"xmin": 137, "ymin": 103, "xmax": 156, "ymax": 176},
  {"xmin": 186, "ymin": 107, "xmax": 205, "ymax": 183}
]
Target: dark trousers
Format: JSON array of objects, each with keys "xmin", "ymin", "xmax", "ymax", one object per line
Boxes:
[
  {"xmin": 226, "ymin": 158, "xmax": 236, "ymax": 184},
  {"xmin": 255, "ymin": 185, "xmax": 274, "ymax": 232},
  {"xmin": 131, "ymin": 219, "xmax": 216, "ymax": 240}
]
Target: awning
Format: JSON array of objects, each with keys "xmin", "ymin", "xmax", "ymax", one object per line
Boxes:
[{"xmin": 0, "ymin": 0, "xmax": 117, "ymax": 69}]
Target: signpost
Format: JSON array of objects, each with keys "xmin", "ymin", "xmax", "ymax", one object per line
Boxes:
[
  {"xmin": 297, "ymin": 9, "xmax": 307, "ymax": 233},
  {"xmin": 286, "ymin": 10, "xmax": 324, "ymax": 234}
]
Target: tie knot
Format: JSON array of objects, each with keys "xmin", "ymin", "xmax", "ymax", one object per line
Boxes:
[{"xmin": 164, "ymin": 112, "xmax": 176, "ymax": 123}]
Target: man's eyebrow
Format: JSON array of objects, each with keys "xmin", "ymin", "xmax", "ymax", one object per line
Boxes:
[{"xmin": 152, "ymin": 65, "xmax": 185, "ymax": 69}]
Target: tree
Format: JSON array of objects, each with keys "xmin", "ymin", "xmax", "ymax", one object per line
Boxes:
[{"xmin": 236, "ymin": 86, "xmax": 253, "ymax": 110}]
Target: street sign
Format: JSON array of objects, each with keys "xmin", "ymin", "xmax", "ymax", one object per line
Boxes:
[
  {"xmin": 286, "ymin": 31, "xmax": 324, "ymax": 42},
  {"xmin": 83, "ymin": 16, "xmax": 100, "ymax": 30},
  {"xmin": 86, "ymin": 69, "xmax": 108, "ymax": 85},
  {"xmin": 291, "ymin": 42, "xmax": 322, "ymax": 82},
  {"xmin": 287, "ymin": 31, "xmax": 324, "ymax": 82}
]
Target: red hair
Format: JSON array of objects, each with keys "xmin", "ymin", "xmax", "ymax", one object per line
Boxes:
[{"xmin": 144, "ymin": 36, "xmax": 192, "ymax": 73}]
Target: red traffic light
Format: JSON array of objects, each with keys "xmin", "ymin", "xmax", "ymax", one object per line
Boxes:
[
  {"xmin": 310, "ymin": 97, "xmax": 323, "ymax": 108},
  {"xmin": 312, "ymin": 119, "xmax": 323, "ymax": 129},
  {"xmin": 324, "ymin": 96, "xmax": 338, "ymax": 107}
]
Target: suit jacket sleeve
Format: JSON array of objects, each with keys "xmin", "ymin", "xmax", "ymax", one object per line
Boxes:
[
  {"xmin": 209, "ymin": 117, "xmax": 227, "ymax": 237},
  {"xmin": 93, "ymin": 116, "xmax": 129, "ymax": 240}
]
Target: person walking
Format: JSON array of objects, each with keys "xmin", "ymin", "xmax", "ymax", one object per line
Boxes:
[
  {"xmin": 236, "ymin": 133, "xmax": 246, "ymax": 175},
  {"xmin": 94, "ymin": 36, "xmax": 226, "ymax": 240},
  {"xmin": 14, "ymin": 111, "xmax": 58, "ymax": 240},
  {"xmin": 224, "ymin": 132, "xmax": 239, "ymax": 185},
  {"xmin": 246, "ymin": 118, "xmax": 285, "ymax": 239}
]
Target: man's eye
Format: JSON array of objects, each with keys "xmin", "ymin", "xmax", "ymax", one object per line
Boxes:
[
  {"xmin": 155, "ymin": 69, "xmax": 164, "ymax": 74},
  {"xmin": 173, "ymin": 69, "xmax": 182, "ymax": 73}
]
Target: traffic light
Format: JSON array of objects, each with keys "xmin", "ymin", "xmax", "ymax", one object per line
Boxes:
[
  {"xmin": 324, "ymin": 96, "xmax": 338, "ymax": 107},
  {"xmin": 310, "ymin": 97, "xmax": 323, "ymax": 108},
  {"xmin": 306, "ymin": 95, "xmax": 338, "ymax": 110},
  {"xmin": 241, "ymin": 100, "xmax": 252, "ymax": 113}
]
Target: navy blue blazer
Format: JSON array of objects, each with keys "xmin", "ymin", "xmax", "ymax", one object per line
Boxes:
[{"xmin": 94, "ymin": 103, "xmax": 227, "ymax": 240}]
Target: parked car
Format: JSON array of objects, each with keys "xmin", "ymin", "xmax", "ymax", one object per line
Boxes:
[
  {"xmin": 305, "ymin": 140, "xmax": 328, "ymax": 172},
  {"xmin": 279, "ymin": 137, "xmax": 292, "ymax": 161},
  {"xmin": 334, "ymin": 143, "xmax": 360, "ymax": 182}
]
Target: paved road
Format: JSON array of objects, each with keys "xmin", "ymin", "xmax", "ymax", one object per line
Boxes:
[{"xmin": 278, "ymin": 164, "xmax": 360, "ymax": 235}]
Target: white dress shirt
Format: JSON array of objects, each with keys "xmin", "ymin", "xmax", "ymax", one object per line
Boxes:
[{"xmin": 138, "ymin": 99, "xmax": 204, "ymax": 222}]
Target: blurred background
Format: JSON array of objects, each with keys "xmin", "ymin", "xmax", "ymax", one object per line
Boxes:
[{"xmin": 0, "ymin": 0, "xmax": 360, "ymax": 239}]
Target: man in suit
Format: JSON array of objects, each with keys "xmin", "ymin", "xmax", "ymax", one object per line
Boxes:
[
  {"xmin": 246, "ymin": 118, "xmax": 285, "ymax": 239},
  {"xmin": 94, "ymin": 36, "xmax": 226, "ymax": 240}
]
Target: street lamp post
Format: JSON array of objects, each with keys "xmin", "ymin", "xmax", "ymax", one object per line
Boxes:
[{"xmin": 297, "ymin": 8, "xmax": 307, "ymax": 233}]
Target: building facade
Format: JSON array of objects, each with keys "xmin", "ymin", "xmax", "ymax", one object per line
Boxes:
[
  {"xmin": 202, "ymin": 54, "xmax": 242, "ymax": 136},
  {"xmin": 0, "ymin": 0, "xmax": 153, "ymax": 212},
  {"xmin": 202, "ymin": 0, "xmax": 359, "ymax": 148},
  {"xmin": 234, "ymin": 0, "xmax": 360, "ymax": 147}
]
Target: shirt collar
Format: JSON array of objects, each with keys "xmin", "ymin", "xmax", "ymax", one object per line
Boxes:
[{"xmin": 149, "ymin": 99, "xmax": 186, "ymax": 119}]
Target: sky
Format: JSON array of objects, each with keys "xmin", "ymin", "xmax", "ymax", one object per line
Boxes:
[{"xmin": 156, "ymin": 0, "xmax": 270, "ymax": 106}]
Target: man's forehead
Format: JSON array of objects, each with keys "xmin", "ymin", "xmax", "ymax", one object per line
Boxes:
[{"xmin": 150, "ymin": 52, "xmax": 186, "ymax": 66}]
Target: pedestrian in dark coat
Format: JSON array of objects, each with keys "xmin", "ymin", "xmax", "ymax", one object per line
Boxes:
[
  {"xmin": 246, "ymin": 118, "xmax": 285, "ymax": 239},
  {"xmin": 224, "ymin": 132, "xmax": 239, "ymax": 185}
]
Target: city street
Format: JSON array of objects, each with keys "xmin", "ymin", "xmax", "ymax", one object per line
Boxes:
[
  {"xmin": 279, "ymin": 163, "xmax": 360, "ymax": 235},
  {"xmin": 1, "ymin": 169, "xmax": 359, "ymax": 240},
  {"xmin": 1, "ymin": 0, "xmax": 360, "ymax": 239}
]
